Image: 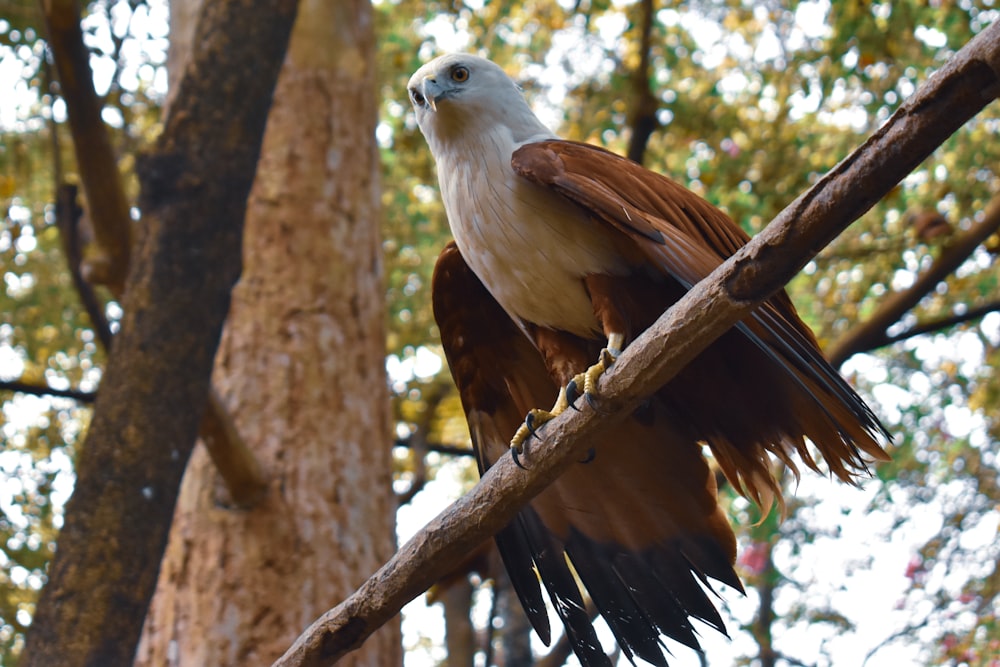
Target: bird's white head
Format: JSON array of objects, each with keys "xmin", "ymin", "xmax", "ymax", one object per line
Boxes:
[{"xmin": 407, "ymin": 54, "xmax": 554, "ymax": 152}]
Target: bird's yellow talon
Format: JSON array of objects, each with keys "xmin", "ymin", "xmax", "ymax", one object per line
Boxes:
[{"xmin": 509, "ymin": 387, "xmax": 572, "ymax": 458}]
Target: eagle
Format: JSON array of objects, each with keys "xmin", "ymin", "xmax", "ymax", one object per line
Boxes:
[{"xmin": 408, "ymin": 53, "xmax": 890, "ymax": 666}]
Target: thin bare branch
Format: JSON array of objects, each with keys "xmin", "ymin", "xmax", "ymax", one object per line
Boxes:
[
  {"xmin": 55, "ymin": 183, "xmax": 115, "ymax": 350},
  {"xmin": 45, "ymin": 55, "xmax": 115, "ymax": 350},
  {"xmin": 879, "ymin": 297, "xmax": 1000, "ymax": 347},
  {"xmin": 0, "ymin": 379, "xmax": 95, "ymax": 403},
  {"xmin": 273, "ymin": 21, "xmax": 1000, "ymax": 667},
  {"xmin": 861, "ymin": 612, "xmax": 934, "ymax": 667},
  {"xmin": 41, "ymin": 0, "xmax": 133, "ymax": 293},
  {"xmin": 395, "ymin": 430, "xmax": 429, "ymax": 506},
  {"xmin": 395, "ymin": 381, "xmax": 449, "ymax": 505},
  {"xmin": 393, "ymin": 439, "xmax": 475, "ymax": 457},
  {"xmin": 827, "ymin": 194, "xmax": 1000, "ymax": 367}
]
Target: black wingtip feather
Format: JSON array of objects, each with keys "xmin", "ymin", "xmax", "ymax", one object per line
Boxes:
[
  {"xmin": 559, "ymin": 528, "xmax": 745, "ymax": 666},
  {"xmin": 493, "ymin": 521, "xmax": 552, "ymax": 644},
  {"xmin": 517, "ymin": 510, "xmax": 614, "ymax": 666}
]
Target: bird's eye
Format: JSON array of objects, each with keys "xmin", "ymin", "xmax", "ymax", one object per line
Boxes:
[
  {"xmin": 410, "ymin": 88, "xmax": 425, "ymax": 106},
  {"xmin": 451, "ymin": 66, "xmax": 470, "ymax": 83}
]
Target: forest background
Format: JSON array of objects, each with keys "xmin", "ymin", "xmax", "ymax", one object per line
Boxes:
[{"xmin": 1, "ymin": 0, "xmax": 999, "ymax": 665}]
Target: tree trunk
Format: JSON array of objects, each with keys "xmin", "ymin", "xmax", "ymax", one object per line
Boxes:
[
  {"xmin": 19, "ymin": 1, "xmax": 298, "ymax": 665},
  {"xmin": 136, "ymin": 1, "xmax": 400, "ymax": 665}
]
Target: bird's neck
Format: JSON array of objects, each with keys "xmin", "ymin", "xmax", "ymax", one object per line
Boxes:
[
  {"xmin": 429, "ymin": 122, "xmax": 625, "ymax": 338},
  {"xmin": 424, "ymin": 104, "xmax": 554, "ymax": 160}
]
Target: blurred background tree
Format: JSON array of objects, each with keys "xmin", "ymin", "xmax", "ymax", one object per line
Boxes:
[{"xmin": 1, "ymin": 0, "xmax": 998, "ymax": 665}]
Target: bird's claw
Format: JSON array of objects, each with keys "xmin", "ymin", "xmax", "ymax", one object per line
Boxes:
[
  {"xmin": 509, "ymin": 388, "xmax": 572, "ymax": 468},
  {"xmin": 584, "ymin": 346, "xmax": 620, "ymax": 394},
  {"xmin": 509, "ymin": 336, "xmax": 621, "ymax": 469},
  {"xmin": 511, "ymin": 443, "xmax": 527, "ymax": 469},
  {"xmin": 565, "ymin": 378, "xmax": 583, "ymax": 411},
  {"xmin": 510, "ymin": 413, "xmax": 541, "ymax": 469}
]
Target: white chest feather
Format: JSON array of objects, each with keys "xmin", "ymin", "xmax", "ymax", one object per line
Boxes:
[{"xmin": 435, "ymin": 129, "xmax": 626, "ymax": 338}]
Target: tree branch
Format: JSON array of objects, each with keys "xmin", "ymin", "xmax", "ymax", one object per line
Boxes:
[
  {"xmin": 625, "ymin": 0, "xmax": 657, "ymax": 166},
  {"xmin": 827, "ymin": 194, "xmax": 1000, "ymax": 367},
  {"xmin": 395, "ymin": 381, "xmax": 450, "ymax": 505},
  {"xmin": 45, "ymin": 49, "xmax": 115, "ymax": 350},
  {"xmin": 199, "ymin": 387, "xmax": 268, "ymax": 508},
  {"xmin": 54, "ymin": 183, "xmax": 115, "ymax": 350},
  {"xmin": 0, "ymin": 379, "xmax": 96, "ymax": 403},
  {"xmin": 878, "ymin": 297, "xmax": 1000, "ymax": 348},
  {"xmin": 393, "ymin": 439, "xmax": 475, "ymax": 457},
  {"xmin": 273, "ymin": 22, "xmax": 1000, "ymax": 667},
  {"xmin": 41, "ymin": 0, "xmax": 133, "ymax": 293}
]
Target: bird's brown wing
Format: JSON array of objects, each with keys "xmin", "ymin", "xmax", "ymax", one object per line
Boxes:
[
  {"xmin": 433, "ymin": 242, "xmax": 742, "ymax": 667},
  {"xmin": 512, "ymin": 140, "xmax": 890, "ymax": 507}
]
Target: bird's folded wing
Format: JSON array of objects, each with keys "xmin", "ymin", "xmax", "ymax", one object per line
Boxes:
[
  {"xmin": 512, "ymin": 141, "xmax": 890, "ymax": 505},
  {"xmin": 432, "ymin": 242, "xmax": 742, "ymax": 666}
]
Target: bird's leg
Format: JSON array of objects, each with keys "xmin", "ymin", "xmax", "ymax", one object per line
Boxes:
[
  {"xmin": 510, "ymin": 385, "xmax": 572, "ymax": 467},
  {"xmin": 509, "ymin": 331, "xmax": 625, "ymax": 467},
  {"xmin": 566, "ymin": 332, "xmax": 624, "ymax": 407},
  {"xmin": 509, "ymin": 327, "xmax": 595, "ymax": 467}
]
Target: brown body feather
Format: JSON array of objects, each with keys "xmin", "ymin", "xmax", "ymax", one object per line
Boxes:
[
  {"xmin": 434, "ymin": 243, "xmax": 743, "ymax": 666},
  {"xmin": 431, "ymin": 142, "xmax": 889, "ymax": 665},
  {"xmin": 512, "ymin": 141, "xmax": 890, "ymax": 507}
]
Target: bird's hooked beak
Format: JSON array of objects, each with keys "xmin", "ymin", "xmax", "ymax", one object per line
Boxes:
[{"xmin": 420, "ymin": 77, "xmax": 446, "ymax": 112}]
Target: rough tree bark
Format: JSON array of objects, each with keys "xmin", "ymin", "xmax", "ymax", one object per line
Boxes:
[
  {"xmin": 135, "ymin": 0, "xmax": 400, "ymax": 665},
  {"xmin": 19, "ymin": 1, "xmax": 300, "ymax": 665}
]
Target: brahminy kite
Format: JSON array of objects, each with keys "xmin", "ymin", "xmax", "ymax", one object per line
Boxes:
[{"xmin": 409, "ymin": 53, "xmax": 890, "ymax": 666}]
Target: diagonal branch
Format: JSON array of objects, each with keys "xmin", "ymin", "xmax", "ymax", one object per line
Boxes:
[
  {"xmin": 45, "ymin": 45, "xmax": 115, "ymax": 348},
  {"xmin": 827, "ymin": 194, "xmax": 1000, "ymax": 367},
  {"xmin": 878, "ymin": 297, "xmax": 1000, "ymax": 348},
  {"xmin": 273, "ymin": 21, "xmax": 1000, "ymax": 667},
  {"xmin": 41, "ymin": 0, "xmax": 133, "ymax": 293},
  {"xmin": 55, "ymin": 183, "xmax": 115, "ymax": 350},
  {"xmin": 199, "ymin": 387, "xmax": 268, "ymax": 508}
]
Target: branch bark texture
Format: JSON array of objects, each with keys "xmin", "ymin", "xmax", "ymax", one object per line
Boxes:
[
  {"xmin": 274, "ymin": 22, "xmax": 1000, "ymax": 667},
  {"xmin": 20, "ymin": 1, "xmax": 299, "ymax": 665}
]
